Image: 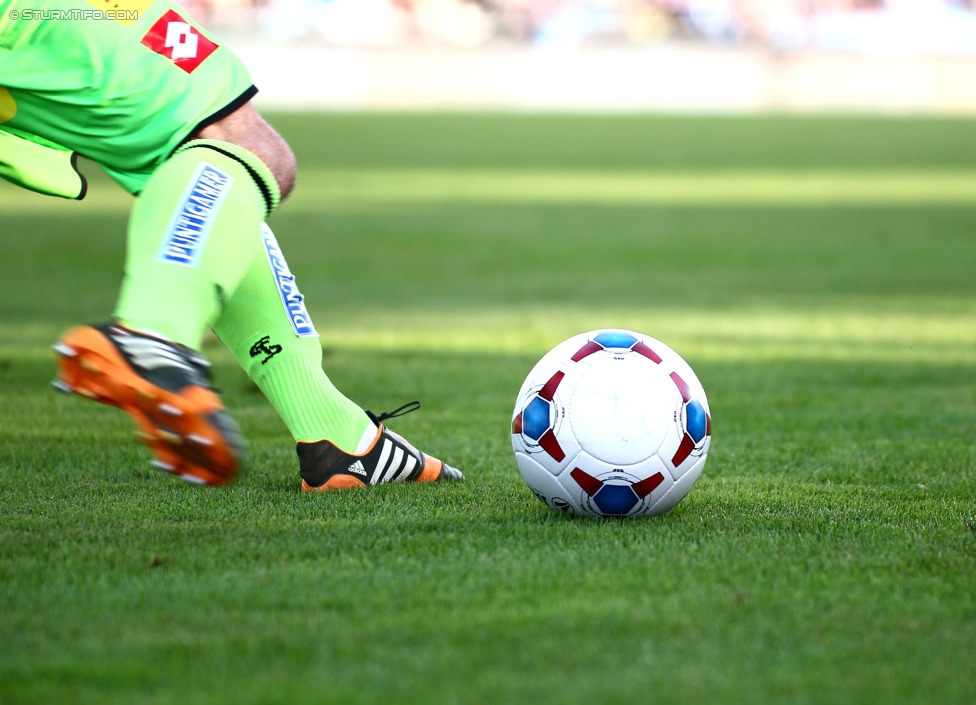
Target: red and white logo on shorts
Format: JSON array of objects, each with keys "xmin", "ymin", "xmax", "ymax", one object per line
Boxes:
[{"xmin": 141, "ymin": 10, "xmax": 218, "ymax": 74}]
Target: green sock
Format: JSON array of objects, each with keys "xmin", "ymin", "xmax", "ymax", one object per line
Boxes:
[
  {"xmin": 115, "ymin": 140, "xmax": 279, "ymax": 350},
  {"xmin": 212, "ymin": 223, "xmax": 373, "ymax": 452}
]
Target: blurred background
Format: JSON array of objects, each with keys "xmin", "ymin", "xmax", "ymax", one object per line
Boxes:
[{"xmin": 179, "ymin": 0, "xmax": 976, "ymax": 112}]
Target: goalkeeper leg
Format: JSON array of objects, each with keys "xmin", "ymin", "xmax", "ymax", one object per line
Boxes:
[
  {"xmin": 55, "ymin": 137, "xmax": 276, "ymax": 484},
  {"xmin": 211, "ymin": 224, "xmax": 463, "ymax": 490}
]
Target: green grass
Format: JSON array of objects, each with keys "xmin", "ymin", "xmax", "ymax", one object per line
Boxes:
[{"xmin": 2, "ymin": 113, "xmax": 975, "ymax": 704}]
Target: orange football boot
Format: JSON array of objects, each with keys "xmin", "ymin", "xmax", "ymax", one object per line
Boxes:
[{"xmin": 53, "ymin": 323, "xmax": 243, "ymax": 486}]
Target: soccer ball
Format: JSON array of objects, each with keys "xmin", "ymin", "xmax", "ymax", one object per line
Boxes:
[{"xmin": 511, "ymin": 329, "xmax": 711, "ymax": 518}]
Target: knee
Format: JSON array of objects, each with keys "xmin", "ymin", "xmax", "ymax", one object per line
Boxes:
[
  {"xmin": 194, "ymin": 102, "xmax": 297, "ymax": 200},
  {"xmin": 260, "ymin": 128, "xmax": 297, "ymax": 200}
]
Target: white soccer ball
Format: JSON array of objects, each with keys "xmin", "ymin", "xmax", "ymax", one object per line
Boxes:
[{"xmin": 511, "ymin": 329, "xmax": 711, "ymax": 518}]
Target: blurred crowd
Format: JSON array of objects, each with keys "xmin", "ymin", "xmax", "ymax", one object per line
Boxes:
[{"xmin": 186, "ymin": 0, "xmax": 976, "ymax": 53}]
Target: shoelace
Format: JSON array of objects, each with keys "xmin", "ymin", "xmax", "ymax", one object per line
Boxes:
[{"xmin": 367, "ymin": 400, "xmax": 421, "ymax": 424}]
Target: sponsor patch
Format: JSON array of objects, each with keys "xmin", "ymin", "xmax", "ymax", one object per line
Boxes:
[
  {"xmin": 157, "ymin": 163, "xmax": 233, "ymax": 267},
  {"xmin": 141, "ymin": 9, "xmax": 219, "ymax": 73},
  {"xmin": 260, "ymin": 224, "xmax": 318, "ymax": 338}
]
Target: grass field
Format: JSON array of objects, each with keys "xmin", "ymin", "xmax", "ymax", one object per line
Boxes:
[{"xmin": 1, "ymin": 113, "xmax": 975, "ymax": 704}]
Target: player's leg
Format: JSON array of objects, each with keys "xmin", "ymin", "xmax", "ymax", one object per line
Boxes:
[
  {"xmin": 183, "ymin": 104, "xmax": 461, "ymax": 489},
  {"xmin": 55, "ymin": 138, "xmax": 280, "ymax": 485},
  {"xmin": 211, "ymin": 223, "xmax": 463, "ymax": 490}
]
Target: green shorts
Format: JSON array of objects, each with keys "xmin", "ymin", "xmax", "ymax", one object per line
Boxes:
[{"xmin": 0, "ymin": 0, "xmax": 255, "ymax": 194}]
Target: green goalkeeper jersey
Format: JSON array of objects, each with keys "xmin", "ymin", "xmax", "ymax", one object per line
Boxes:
[{"xmin": 0, "ymin": 0, "xmax": 255, "ymax": 195}]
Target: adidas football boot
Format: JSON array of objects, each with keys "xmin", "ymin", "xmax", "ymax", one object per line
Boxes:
[
  {"xmin": 298, "ymin": 403, "xmax": 463, "ymax": 491},
  {"xmin": 52, "ymin": 323, "xmax": 244, "ymax": 486}
]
